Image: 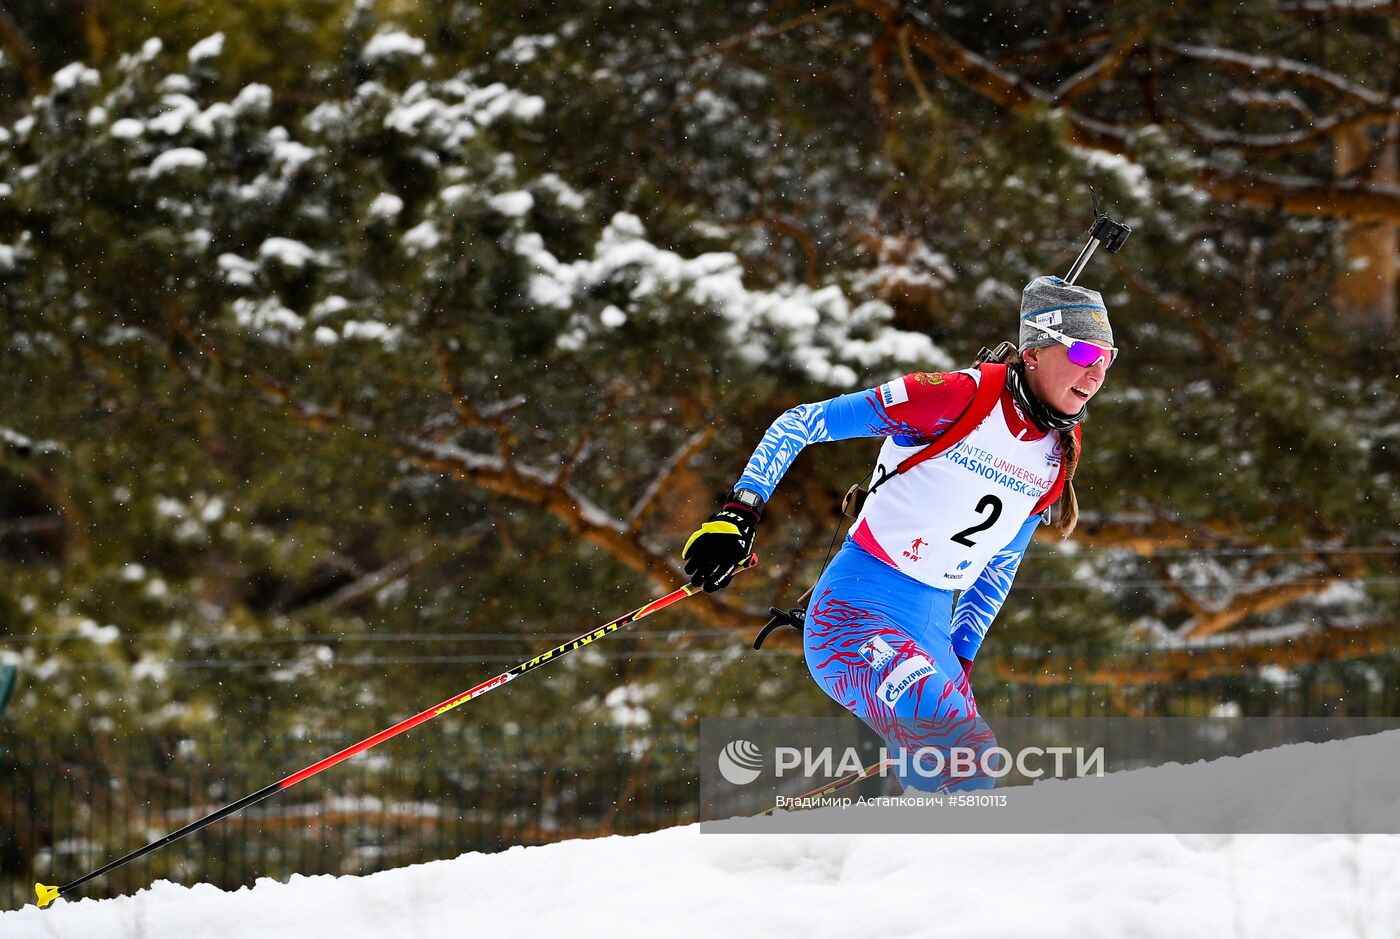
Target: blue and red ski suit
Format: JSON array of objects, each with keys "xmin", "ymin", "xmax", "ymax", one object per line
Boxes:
[{"xmin": 734, "ymin": 368, "xmax": 1075, "ymax": 791}]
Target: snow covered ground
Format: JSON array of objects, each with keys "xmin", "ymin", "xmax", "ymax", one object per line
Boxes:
[{"xmin": 7, "ymin": 732, "xmax": 1400, "ymax": 938}]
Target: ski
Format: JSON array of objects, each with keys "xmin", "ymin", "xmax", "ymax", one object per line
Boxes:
[{"xmin": 760, "ymin": 757, "xmax": 897, "ymax": 816}]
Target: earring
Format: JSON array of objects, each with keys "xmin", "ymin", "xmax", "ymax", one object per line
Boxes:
[{"xmin": 1027, "ymin": 364, "xmax": 1037, "ymax": 370}]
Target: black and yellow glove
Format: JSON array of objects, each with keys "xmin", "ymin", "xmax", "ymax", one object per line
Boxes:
[{"xmin": 682, "ymin": 494, "xmax": 762, "ymax": 592}]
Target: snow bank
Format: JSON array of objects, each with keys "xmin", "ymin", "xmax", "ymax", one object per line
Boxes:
[
  {"xmin": 11, "ymin": 830, "xmax": 1399, "ymax": 938},
  {"xmin": 8, "ymin": 731, "xmax": 1400, "ymax": 937}
]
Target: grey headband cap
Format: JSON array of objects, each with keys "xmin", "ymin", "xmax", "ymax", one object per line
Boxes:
[{"xmin": 1019, "ymin": 275, "xmax": 1113, "ymax": 351}]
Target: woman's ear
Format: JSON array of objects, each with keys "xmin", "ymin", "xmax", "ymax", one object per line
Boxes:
[{"xmin": 1022, "ymin": 347, "xmax": 1039, "ymax": 371}]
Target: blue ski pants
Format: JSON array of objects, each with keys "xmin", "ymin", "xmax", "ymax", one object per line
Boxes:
[{"xmin": 803, "ymin": 541, "xmax": 997, "ymax": 792}]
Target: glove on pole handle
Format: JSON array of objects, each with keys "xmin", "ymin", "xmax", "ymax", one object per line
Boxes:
[{"xmin": 34, "ymin": 554, "xmax": 758, "ymax": 910}]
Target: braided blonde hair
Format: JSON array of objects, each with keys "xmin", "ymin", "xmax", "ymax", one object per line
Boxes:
[{"xmin": 1051, "ymin": 427, "xmax": 1080, "ymax": 538}]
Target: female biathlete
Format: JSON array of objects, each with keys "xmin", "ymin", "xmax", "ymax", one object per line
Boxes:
[{"xmin": 682, "ymin": 276, "xmax": 1116, "ymax": 792}]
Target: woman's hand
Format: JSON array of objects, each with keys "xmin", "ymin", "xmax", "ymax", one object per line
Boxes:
[{"xmin": 682, "ymin": 501, "xmax": 761, "ymax": 592}]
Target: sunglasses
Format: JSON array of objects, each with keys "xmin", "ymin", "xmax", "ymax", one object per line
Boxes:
[{"xmin": 1023, "ymin": 319, "xmax": 1117, "ymax": 369}]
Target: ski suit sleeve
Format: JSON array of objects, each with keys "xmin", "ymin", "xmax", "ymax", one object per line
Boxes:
[
  {"xmin": 949, "ymin": 513, "xmax": 1039, "ymax": 662},
  {"xmin": 732, "ymin": 372, "xmax": 976, "ymax": 501}
]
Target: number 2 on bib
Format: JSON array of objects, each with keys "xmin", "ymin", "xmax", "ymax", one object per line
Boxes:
[{"xmin": 950, "ymin": 494, "xmax": 1003, "ymax": 546}]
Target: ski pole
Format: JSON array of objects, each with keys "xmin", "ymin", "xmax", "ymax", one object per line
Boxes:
[{"xmin": 34, "ymin": 554, "xmax": 758, "ymax": 909}]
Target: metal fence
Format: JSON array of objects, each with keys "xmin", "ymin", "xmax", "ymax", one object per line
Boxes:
[
  {"xmin": 2, "ymin": 723, "xmax": 700, "ymax": 910},
  {"xmin": 4, "ymin": 651, "xmax": 1399, "ymax": 910},
  {"xmin": 987, "ymin": 649, "xmax": 1400, "ymax": 718}
]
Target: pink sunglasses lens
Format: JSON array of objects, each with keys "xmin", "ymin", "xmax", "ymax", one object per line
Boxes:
[{"xmin": 1067, "ymin": 341, "xmax": 1114, "ymax": 368}]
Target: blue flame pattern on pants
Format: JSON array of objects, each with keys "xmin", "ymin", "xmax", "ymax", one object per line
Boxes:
[{"xmin": 804, "ymin": 539, "xmax": 998, "ymax": 793}]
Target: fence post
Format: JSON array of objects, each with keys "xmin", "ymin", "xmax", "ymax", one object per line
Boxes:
[{"xmin": 0, "ymin": 664, "xmax": 16, "ymax": 759}]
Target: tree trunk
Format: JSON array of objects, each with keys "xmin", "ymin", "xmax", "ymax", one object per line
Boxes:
[
  {"xmin": 0, "ymin": 5, "xmax": 44, "ymax": 93},
  {"xmin": 1332, "ymin": 122, "xmax": 1398, "ymax": 337}
]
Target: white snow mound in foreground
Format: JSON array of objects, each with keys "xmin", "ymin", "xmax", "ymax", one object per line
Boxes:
[{"xmin": 6, "ymin": 730, "xmax": 1400, "ymax": 938}]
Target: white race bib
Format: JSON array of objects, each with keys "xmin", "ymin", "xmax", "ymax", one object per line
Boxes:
[{"xmin": 854, "ymin": 370, "xmax": 1060, "ymax": 588}]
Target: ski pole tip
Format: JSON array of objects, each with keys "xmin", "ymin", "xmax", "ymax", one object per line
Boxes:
[{"xmin": 35, "ymin": 883, "xmax": 60, "ymax": 908}]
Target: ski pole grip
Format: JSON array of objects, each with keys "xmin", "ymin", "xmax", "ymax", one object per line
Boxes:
[{"xmin": 753, "ymin": 607, "xmax": 805, "ymax": 650}]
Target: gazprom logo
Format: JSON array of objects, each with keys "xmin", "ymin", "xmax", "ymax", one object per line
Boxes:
[{"xmin": 717, "ymin": 739, "xmax": 764, "ymax": 785}]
